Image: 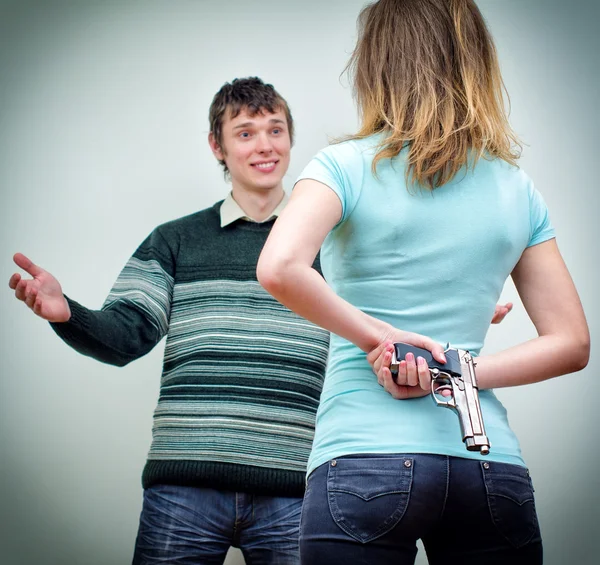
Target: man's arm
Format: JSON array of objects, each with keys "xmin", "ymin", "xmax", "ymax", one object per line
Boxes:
[{"xmin": 9, "ymin": 229, "xmax": 175, "ymax": 367}]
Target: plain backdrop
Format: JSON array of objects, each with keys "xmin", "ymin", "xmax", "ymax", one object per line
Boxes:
[{"xmin": 1, "ymin": 1, "xmax": 598, "ymax": 564}]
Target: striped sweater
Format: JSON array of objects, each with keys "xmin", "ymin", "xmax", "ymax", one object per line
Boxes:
[{"xmin": 51, "ymin": 201, "xmax": 330, "ymax": 496}]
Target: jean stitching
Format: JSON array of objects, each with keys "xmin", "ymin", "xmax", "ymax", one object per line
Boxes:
[
  {"xmin": 329, "ymin": 488, "xmax": 410, "ymax": 499},
  {"xmin": 298, "ymin": 474, "xmax": 312, "ymax": 549},
  {"xmin": 329, "ymin": 490, "xmax": 411, "ymax": 543},
  {"xmin": 233, "ymin": 492, "xmax": 240, "ymax": 541},
  {"xmin": 439, "ymin": 455, "xmax": 450, "ymax": 519},
  {"xmin": 327, "ymin": 457, "xmax": 413, "ymax": 544},
  {"xmin": 482, "ymin": 462, "xmax": 538, "ymax": 549}
]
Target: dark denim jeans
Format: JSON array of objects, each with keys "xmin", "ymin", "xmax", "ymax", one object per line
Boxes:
[
  {"xmin": 300, "ymin": 454, "xmax": 543, "ymax": 565},
  {"xmin": 132, "ymin": 484, "xmax": 302, "ymax": 565}
]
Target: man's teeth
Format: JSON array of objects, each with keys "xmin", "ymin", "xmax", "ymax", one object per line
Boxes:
[{"xmin": 255, "ymin": 162, "xmax": 275, "ymax": 169}]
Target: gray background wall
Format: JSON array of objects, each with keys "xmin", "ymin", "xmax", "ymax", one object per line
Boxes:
[{"xmin": 1, "ymin": 1, "xmax": 597, "ymax": 563}]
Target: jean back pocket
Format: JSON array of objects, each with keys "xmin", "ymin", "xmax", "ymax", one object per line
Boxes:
[
  {"xmin": 327, "ymin": 456, "xmax": 413, "ymax": 543},
  {"xmin": 482, "ymin": 462, "xmax": 540, "ymax": 548}
]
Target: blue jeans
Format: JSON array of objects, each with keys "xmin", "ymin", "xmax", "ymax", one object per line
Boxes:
[
  {"xmin": 132, "ymin": 484, "xmax": 302, "ymax": 565},
  {"xmin": 299, "ymin": 454, "xmax": 543, "ymax": 565}
]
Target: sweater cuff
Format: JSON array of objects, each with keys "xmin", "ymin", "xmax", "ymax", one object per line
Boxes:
[{"xmin": 49, "ymin": 295, "xmax": 91, "ymax": 338}]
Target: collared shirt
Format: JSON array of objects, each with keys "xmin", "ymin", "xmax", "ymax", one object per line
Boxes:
[{"xmin": 220, "ymin": 192, "xmax": 288, "ymax": 228}]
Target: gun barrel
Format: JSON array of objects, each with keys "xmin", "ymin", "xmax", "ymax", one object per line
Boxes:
[
  {"xmin": 466, "ymin": 437, "xmax": 490, "ymax": 455},
  {"xmin": 390, "ymin": 343, "xmax": 491, "ymax": 454},
  {"xmin": 458, "ymin": 351, "xmax": 490, "ymax": 454}
]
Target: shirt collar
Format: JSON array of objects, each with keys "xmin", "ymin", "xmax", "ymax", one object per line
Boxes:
[{"xmin": 220, "ymin": 192, "xmax": 288, "ymax": 227}]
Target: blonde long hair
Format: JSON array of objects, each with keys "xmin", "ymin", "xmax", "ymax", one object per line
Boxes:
[{"xmin": 345, "ymin": 0, "xmax": 521, "ymax": 189}]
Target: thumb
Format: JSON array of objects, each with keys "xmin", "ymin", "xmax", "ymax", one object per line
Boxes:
[
  {"xmin": 13, "ymin": 253, "xmax": 44, "ymax": 277},
  {"xmin": 420, "ymin": 337, "xmax": 446, "ymax": 364}
]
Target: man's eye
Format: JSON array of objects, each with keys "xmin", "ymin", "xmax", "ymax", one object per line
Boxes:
[
  {"xmin": 272, "ymin": 128, "xmax": 282, "ymax": 135},
  {"xmin": 240, "ymin": 132, "xmax": 250, "ymax": 138}
]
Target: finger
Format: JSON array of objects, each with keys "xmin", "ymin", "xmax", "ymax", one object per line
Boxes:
[
  {"xmin": 367, "ymin": 340, "xmax": 391, "ymax": 368},
  {"xmin": 367, "ymin": 341, "xmax": 386, "ymax": 364},
  {"xmin": 404, "ymin": 352, "xmax": 418, "ymax": 387},
  {"xmin": 25, "ymin": 287, "xmax": 38, "ymax": 309},
  {"xmin": 404, "ymin": 334, "xmax": 446, "ymax": 364},
  {"xmin": 389, "ymin": 385, "xmax": 411, "ymax": 400},
  {"xmin": 491, "ymin": 304, "xmax": 508, "ymax": 324},
  {"xmin": 394, "ymin": 359, "xmax": 409, "ymax": 386},
  {"xmin": 33, "ymin": 297, "xmax": 43, "ymax": 316},
  {"xmin": 375, "ymin": 352, "xmax": 383, "ymax": 377},
  {"xmin": 381, "ymin": 363, "xmax": 429, "ymax": 401},
  {"xmin": 386, "ymin": 377, "xmax": 417, "ymax": 400},
  {"xmin": 372, "ymin": 350, "xmax": 384, "ymax": 375},
  {"xmin": 15, "ymin": 279, "xmax": 28, "ymax": 301},
  {"xmin": 416, "ymin": 337, "xmax": 446, "ymax": 364},
  {"xmin": 417, "ymin": 356, "xmax": 431, "ymax": 390},
  {"xmin": 491, "ymin": 308, "xmax": 505, "ymax": 324},
  {"xmin": 376, "ymin": 350, "xmax": 391, "ymax": 386},
  {"xmin": 8, "ymin": 273, "xmax": 21, "ymax": 290},
  {"xmin": 13, "ymin": 252, "xmax": 44, "ymax": 277},
  {"xmin": 491, "ymin": 305, "xmax": 500, "ymax": 322},
  {"xmin": 373, "ymin": 343, "xmax": 394, "ymax": 375},
  {"xmin": 403, "ymin": 386, "xmax": 431, "ymax": 399},
  {"xmin": 433, "ymin": 381, "xmax": 453, "ymax": 398},
  {"xmin": 377, "ymin": 350, "xmax": 392, "ymax": 384},
  {"xmin": 491, "ymin": 302, "xmax": 514, "ymax": 324},
  {"xmin": 380, "ymin": 365, "xmax": 404, "ymax": 399}
]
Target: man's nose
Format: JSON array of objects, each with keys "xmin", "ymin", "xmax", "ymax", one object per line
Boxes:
[{"xmin": 256, "ymin": 132, "xmax": 273, "ymax": 153}]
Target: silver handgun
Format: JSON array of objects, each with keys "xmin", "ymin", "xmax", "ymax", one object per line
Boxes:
[{"xmin": 390, "ymin": 343, "xmax": 490, "ymax": 455}]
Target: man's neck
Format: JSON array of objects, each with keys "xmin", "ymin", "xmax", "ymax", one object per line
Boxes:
[{"xmin": 231, "ymin": 185, "xmax": 285, "ymax": 222}]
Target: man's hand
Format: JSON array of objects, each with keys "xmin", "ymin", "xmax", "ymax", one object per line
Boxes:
[
  {"xmin": 9, "ymin": 253, "xmax": 71, "ymax": 322},
  {"xmin": 491, "ymin": 302, "xmax": 513, "ymax": 324}
]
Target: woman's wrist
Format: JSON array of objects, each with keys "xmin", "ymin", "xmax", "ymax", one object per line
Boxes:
[{"xmin": 360, "ymin": 318, "xmax": 395, "ymax": 353}]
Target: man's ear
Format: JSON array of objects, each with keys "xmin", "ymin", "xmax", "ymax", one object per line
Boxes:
[{"xmin": 208, "ymin": 132, "xmax": 225, "ymax": 161}]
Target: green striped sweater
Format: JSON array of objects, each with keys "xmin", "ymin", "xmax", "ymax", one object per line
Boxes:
[{"xmin": 51, "ymin": 201, "xmax": 330, "ymax": 496}]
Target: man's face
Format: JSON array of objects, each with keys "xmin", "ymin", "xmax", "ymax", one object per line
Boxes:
[{"xmin": 210, "ymin": 107, "xmax": 291, "ymax": 194}]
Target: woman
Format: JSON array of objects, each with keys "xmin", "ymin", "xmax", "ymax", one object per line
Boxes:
[{"xmin": 257, "ymin": 0, "xmax": 589, "ymax": 563}]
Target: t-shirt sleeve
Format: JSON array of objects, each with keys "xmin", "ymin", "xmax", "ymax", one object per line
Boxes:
[
  {"xmin": 295, "ymin": 143, "xmax": 364, "ymax": 224},
  {"xmin": 527, "ymin": 185, "xmax": 556, "ymax": 247}
]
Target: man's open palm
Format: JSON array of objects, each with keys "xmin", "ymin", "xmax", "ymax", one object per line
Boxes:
[{"xmin": 9, "ymin": 253, "xmax": 71, "ymax": 322}]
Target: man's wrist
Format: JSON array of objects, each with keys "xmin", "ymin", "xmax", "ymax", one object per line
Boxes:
[
  {"xmin": 59, "ymin": 297, "xmax": 71, "ymax": 322},
  {"xmin": 53, "ymin": 295, "xmax": 73, "ymax": 323}
]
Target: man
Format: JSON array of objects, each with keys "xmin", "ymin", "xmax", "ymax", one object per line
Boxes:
[
  {"xmin": 8, "ymin": 77, "xmax": 330, "ymax": 564},
  {"xmin": 9, "ymin": 77, "xmax": 511, "ymax": 564}
]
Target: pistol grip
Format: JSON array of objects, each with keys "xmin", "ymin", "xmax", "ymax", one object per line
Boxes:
[{"xmin": 392, "ymin": 343, "xmax": 462, "ymax": 377}]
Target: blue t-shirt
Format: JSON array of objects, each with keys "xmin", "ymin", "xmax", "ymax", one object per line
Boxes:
[{"xmin": 297, "ymin": 135, "xmax": 555, "ymax": 474}]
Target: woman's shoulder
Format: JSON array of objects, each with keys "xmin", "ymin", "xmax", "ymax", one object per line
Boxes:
[
  {"xmin": 318, "ymin": 134, "xmax": 382, "ymax": 163},
  {"xmin": 475, "ymin": 155, "xmax": 533, "ymax": 191}
]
